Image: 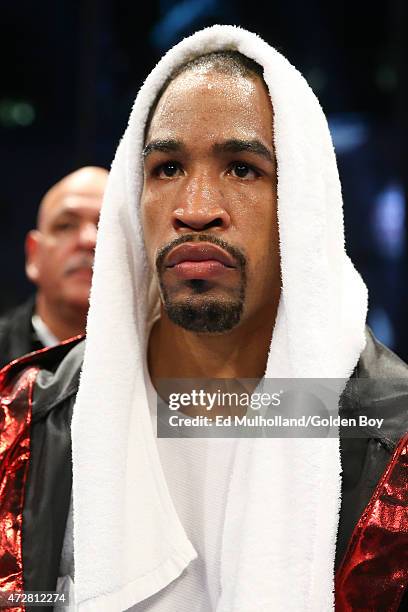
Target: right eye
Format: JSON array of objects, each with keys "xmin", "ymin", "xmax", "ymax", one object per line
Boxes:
[{"xmin": 155, "ymin": 161, "xmax": 183, "ymax": 178}]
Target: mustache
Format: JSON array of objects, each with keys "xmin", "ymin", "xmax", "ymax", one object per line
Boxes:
[
  {"xmin": 64, "ymin": 253, "xmax": 95, "ymax": 275},
  {"xmin": 155, "ymin": 234, "xmax": 247, "ymax": 272}
]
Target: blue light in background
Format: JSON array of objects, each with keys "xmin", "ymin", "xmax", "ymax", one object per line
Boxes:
[
  {"xmin": 151, "ymin": 0, "xmax": 225, "ymax": 51},
  {"xmin": 329, "ymin": 114, "xmax": 369, "ymax": 154},
  {"xmin": 368, "ymin": 306, "xmax": 395, "ymax": 348},
  {"xmin": 372, "ymin": 183, "xmax": 406, "ymax": 260}
]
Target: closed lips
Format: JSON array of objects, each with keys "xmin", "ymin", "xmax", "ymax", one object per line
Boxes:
[{"xmin": 165, "ymin": 243, "xmax": 236, "ymax": 268}]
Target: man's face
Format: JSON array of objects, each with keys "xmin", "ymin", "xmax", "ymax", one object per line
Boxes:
[
  {"xmin": 26, "ymin": 170, "xmax": 106, "ymax": 311},
  {"xmin": 141, "ymin": 69, "xmax": 280, "ymax": 333}
]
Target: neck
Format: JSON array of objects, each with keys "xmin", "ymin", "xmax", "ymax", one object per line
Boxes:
[
  {"xmin": 148, "ymin": 301, "xmax": 278, "ymax": 385},
  {"xmin": 35, "ymin": 294, "xmax": 87, "ymax": 341}
]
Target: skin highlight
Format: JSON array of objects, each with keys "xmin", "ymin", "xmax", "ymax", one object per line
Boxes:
[
  {"xmin": 141, "ymin": 68, "xmax": 281, "ymax": 389},
  {"xmin": 25, "ymin": 166, "xmax": 108, "ymax": 341}
]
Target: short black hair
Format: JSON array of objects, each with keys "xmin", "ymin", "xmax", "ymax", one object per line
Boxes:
[
  {"xmin": 144, "ymin": 50, "xmax": 266, "ymax": 139},
  {"xmin": 170, "ymin": 50, "xmax": 264, "ymax": 81}
]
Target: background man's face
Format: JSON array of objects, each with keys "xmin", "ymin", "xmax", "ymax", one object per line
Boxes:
[
  {"xmin": 141, "ymin": 69, "xmax": 280, "ymax": 333},
  {"xmin": 26, "ymin": 168, "xmax": 107, "ymax": 311}
]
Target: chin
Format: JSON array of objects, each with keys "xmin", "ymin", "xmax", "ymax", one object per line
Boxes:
[
  {"xmin": 163, "ymin": 297, "xmax": 243, "ymax": 334},
  {"xmin": 62, "ymin": 291, "xmax": 90, "ymax": 312}
]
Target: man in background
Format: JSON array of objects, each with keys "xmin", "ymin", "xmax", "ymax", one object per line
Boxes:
[{"xmin": 0, "ymin": 166, "xmax": 108, "ymax": 368}]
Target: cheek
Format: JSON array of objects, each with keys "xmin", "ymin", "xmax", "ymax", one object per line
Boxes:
[
  {"xmin": 229, "ymin": 187, "xmax": 280, "ymax": 283},
  {"xmin": 142, "ymin": 198, "xmax": 159, "ymax": 230},
  {"xmin": 232, "ymin": 185, "xmax": 278, "ymax": 242},
  {"xmin": 141, "ymin": 190, "xmax": 168, "ymax": 263},
  {"xmin": 39, "ymin": 243, "xmax": 71, "ymax": 276}
]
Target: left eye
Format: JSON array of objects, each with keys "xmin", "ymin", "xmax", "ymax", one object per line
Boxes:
[{"xmin": 229, "ymin": 163, "xmax": 259, "ymax": 179}]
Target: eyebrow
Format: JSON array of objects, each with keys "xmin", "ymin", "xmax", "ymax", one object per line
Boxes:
[
  {"xmin": 142, "ymin": 139, "xmax": 183, "ymax": 158},
  {"xmin": 213, "ymin": 139, "xmax": 275, "ymax": 163},
  {"xmin": 142, "ymin": 138, "xmax": 275, "ymax": 164}
]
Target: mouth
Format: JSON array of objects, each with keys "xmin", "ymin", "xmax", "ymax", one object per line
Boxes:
[
  {"xmin": 164, "ymin": 243, "xmax": 237, "ymax": 280},
  {"xmin": 65, "ymin": 266, "xmax": 93, "ymax": 279}
]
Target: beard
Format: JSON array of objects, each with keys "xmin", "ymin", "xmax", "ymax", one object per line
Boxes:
[
  {"xmin": 162, "ymin": 283, "xmax": 245, "ymax": 333},
  {"xmin": 156, "ymin": 234, "xmax": 246, "ymax": 333}
]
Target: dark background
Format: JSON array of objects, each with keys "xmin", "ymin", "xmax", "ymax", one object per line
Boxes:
[{"xmin": 1, "ymin": 0, "xmax": 407, "ymax": 357}]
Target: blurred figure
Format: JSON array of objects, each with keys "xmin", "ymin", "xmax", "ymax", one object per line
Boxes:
[{"xmin": 0, "ymin": 166, "xmax": 108, "ymax": 368}]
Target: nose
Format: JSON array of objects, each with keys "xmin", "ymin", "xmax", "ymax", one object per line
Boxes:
[
  {"xmin": 172, "ymin": 175, "xmax": 231, "ymax": 232},
  {"xmin": 78, "ymin": 222, "xmax": 98, "ymax": 249}
]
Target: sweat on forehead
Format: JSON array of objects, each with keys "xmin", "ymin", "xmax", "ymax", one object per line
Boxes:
[{"xmin": 144, "ymin": 50, "xmax": 266, "ymax": 141}]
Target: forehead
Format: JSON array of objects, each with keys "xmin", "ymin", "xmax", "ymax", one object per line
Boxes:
[{"xmin": 146, "ymin": 69, "xmax": 274, "ymax": 145}]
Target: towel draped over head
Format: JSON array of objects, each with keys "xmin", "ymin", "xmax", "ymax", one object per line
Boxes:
[{"xmin": 71, "ymin": 25, "xmax": 368, "ymax": 611}]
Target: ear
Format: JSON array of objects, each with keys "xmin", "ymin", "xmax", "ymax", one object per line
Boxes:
[{"xmin": 25, "ymin": 230, "xmax": 41, "ymax": 284}]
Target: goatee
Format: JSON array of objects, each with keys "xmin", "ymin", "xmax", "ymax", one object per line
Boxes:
[{"xmin": 156, "ymin": 234, "xmax": 246, "ymax": 333}]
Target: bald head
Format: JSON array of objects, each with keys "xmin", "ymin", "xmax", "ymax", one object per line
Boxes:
[
  {"xmin": 26, "ymin": 166, "xmax": 108, "ymax": 338},
  {"xmin": 37, "ymin": 166, "xmax": 108, "ymax": 230}
]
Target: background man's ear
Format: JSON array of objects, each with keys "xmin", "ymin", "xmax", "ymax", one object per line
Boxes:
[{"xmin": 25, "ymin": 230, "xmax": 41, "ymax": 284}]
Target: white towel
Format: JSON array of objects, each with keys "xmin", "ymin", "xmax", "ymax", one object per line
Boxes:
[{"xmin": 71, "ymin": 25, "xmax": 368, "ymax": 611}]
